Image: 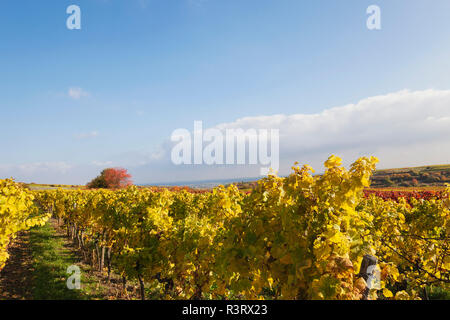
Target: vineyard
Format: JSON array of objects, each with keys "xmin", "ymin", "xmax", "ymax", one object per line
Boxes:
[
  {"xmin": 363, "ymin": 189, "xmax": 446, "ymax": 203},
  {"xmin": 1, "ymin": 156, "xmax": 449, "ymax": 300}
]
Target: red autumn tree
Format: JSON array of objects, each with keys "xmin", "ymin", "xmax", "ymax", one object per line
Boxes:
[
  {"xmin": 87, "ymin": 167, "xmax": 132, "ymax": 189},
  {"xmin": 104, "ymin": 168, "xmax": 132, "ymax": 188}
]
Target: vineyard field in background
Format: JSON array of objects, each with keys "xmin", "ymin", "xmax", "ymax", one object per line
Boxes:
[{"xmin": 1, "ymin": 156, "xmax": 449, "ymax": 300}]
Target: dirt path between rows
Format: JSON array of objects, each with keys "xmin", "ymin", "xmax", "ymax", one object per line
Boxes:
[
  {"xmin": 0, "ymin": 232, "xmax": 33, "ymax": 300},
  {"xmin": 0, "ymin": 220, "xmax": 147, "ymax": 300}
]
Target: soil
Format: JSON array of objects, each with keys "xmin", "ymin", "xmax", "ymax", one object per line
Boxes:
[{"xmin": 0, "ymin": 232, "xmax": 34, "ymax": 300}]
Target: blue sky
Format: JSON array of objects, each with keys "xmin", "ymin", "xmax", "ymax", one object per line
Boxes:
[{"xmin": 1, "ymin": 0, "xmax": 450, "ymax": 184}]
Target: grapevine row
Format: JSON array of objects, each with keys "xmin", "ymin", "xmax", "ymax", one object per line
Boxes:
[{"xmin": 0, "ymin": 179, "xmax": 50, "ymax": 270}]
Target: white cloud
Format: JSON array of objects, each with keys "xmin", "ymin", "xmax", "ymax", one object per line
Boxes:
[
  {"xmin": 0, "ymin": 162, "xmax": 101, "ymax": 185},
  {"xmin": 133, "ymin": 89, "xmax": 450, "ymax": 183},
  {"xmin": 17, "ymin": 162, "xmax": 73, "ymax": 174},
  {"xmin": 92, "ymin": 161, "xmax": 113, "ymax": 167},
  {"xmin": 0, "ymin": 161, "xmax": 73, "ymax": 177},
  {"xmin": 68, "ymin": 87, "xmax": 89, "ymax": 100},
  {"xmin": 212, "ymin": 89, "xmax": 450, "ymax": 170},
  {"xmin": 74, "ymin": 131, "xmax": 99, "ymax": 139}
]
